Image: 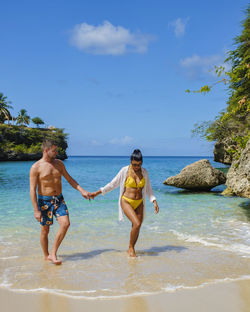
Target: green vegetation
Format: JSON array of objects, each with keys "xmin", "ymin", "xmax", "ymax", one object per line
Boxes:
[
  {"xmin": 0, "ymin": 124, "xmax": 68, "ymax": 159},
  {"xmin": 0, "ymin": 94, "xmax": 68, "ymax": 160},
  {"xmin": 0, "ymin": 93, "xmax": 13, "ymax": 123},
  {"xmin": 32, "ymin": 117, "xmax": 45, "ymax": 127},
  {"xmin": 16, "ymin": 109, "xmax": 30, "ymax": 127},
  {"xmin": 190, "ymin": 6, "xmax": 250, "ymax": 160}
]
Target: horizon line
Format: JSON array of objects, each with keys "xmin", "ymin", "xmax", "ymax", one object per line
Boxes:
[{"xmin": 68, "ymin": 155, "xmax": 214, "ymax": 157}]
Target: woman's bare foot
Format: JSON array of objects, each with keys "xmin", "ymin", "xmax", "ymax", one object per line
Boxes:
[
  {"xmin": 47, "ymin": 254, "xmax": 62, "ymax": 265},
  {"xmin": 128, "ymin": 247, "xmax": 136, "ymax": 258}
]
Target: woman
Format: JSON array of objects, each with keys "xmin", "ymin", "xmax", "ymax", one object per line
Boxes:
[{"xmin": 91, "ymin": 149, "xmax": 159, "ymax": 257}]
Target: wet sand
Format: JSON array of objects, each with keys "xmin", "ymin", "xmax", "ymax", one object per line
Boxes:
[{"xmin": 1, "ymin": 279, "xmax": 250, "ymax": 312}]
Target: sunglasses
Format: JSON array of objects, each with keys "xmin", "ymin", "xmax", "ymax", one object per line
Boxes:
[{"xmin": 131, "ymin": 162, "xmax": 142, "ymax": 167}]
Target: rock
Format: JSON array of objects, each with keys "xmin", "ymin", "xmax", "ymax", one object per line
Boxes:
[
  {"xmin": 0, "ymin": 148, "xmax": 7, "ymax": 160},
  {"xmin": 0, "ymin": 150, "xmax": 67, "ymax": 161},
  {"xmin": 224, "ymin": 140, "xmax": 250, "ymax": 198},
  {"xmin": 221, "ymin": 187, "xmax": 234, "ymax": 196},
  {"xmin": 214, "ymin": 139, "xmax": 237, "ymax": 165},
  {"xmin": 163, "ymin": 159, "xmax": 226, "ymax": 191}
]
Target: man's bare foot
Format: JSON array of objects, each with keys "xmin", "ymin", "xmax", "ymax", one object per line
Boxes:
[
  {"xmin": 127, "ymin": 247, "xmax": 136, "ymax": 258},
  {"xmin": 47, "ymin": 255, "xmax": 62, "ymax": 265}
]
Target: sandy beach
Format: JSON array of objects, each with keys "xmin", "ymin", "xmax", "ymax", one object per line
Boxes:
[
  {"xmin": 1, "ymin": 158, "xmax": 250, "ymax": 311},
  {"xmin": 1, "ymin": 0, "xmax": 250, "ymax": 309},
  {"xmin": 1, "ymin": 279, "xmax": 250, "ymax": 312}
]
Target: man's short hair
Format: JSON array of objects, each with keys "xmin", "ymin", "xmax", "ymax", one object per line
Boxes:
[{"xmin": 42, "ymin": 140, "xmax": 58, "ymax": 151}]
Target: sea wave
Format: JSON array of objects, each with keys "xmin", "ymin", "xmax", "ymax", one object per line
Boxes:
[
  {"xmin": 1, "ymin": 275, "xmax": 250, "ymax": 300},
  {"xmin": 162, "ymin": 275, "xmax": 250, "ymax": 292},
  {"xmin": 170, "ymin": 230, "xmax": 250, "ymax": 256}
]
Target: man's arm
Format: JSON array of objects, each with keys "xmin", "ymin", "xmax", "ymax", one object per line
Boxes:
[
  {"xmin": 60, "ymin": 161, "xmax": 91, "ymax": 199},
  {"xmin": 30, "ymin": 165, "xmax": 41, "ymax": 222}
]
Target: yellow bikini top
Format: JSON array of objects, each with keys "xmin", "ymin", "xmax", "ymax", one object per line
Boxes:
[{"xmin": 124, "ymin": 165, "xmax": 145, "ymax": 189}]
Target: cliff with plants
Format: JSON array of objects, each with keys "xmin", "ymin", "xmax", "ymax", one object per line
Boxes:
[
  {"xmin": 190, "ymin": 7, "xmax": 249, "ymax": 165},
  {"xmin": 187, "ymin": 7, "xmax": 249, "ymax": 198},
  {"xmin": 0, "ymin": 96, "xmax": 68, "ymax": 161}
]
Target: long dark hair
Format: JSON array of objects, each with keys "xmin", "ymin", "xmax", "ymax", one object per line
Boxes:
[{"xmin": 130, "ymin": 149, "xmax": 143, "ymax": 162}]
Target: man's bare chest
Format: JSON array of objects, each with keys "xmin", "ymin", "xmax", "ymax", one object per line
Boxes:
[{"xmin": 39, "ymin": 165, "xmax": 61, "ymax": 181}]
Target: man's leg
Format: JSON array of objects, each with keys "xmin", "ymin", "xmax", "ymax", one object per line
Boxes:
[
  {"xmin": 49, "ymin": 215, "xmax": 70, "ymax": 264},
  {"xmin": 40, "ymin": 225, "xmax": 50, "ymax": 260}
]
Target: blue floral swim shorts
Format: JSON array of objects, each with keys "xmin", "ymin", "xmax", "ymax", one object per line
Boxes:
[{"xmin": 38, "ymin": 193, "xmax": 69, "ymax": 226}]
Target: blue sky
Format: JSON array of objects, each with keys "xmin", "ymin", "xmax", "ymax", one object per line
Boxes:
[{"xmin": 1, "ymin": 0, "xmax": 248, "ymax": 156}]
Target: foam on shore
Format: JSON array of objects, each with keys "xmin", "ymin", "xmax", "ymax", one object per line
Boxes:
[{"xmin": 1, "ymin": 275, "xmax": 250, "ymax": 300}]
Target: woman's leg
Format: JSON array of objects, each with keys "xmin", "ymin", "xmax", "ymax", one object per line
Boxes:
[
  {"xmin": 133, "ymin": 202, "xmax": 144, "ymax": 246},
  {"xmin": 121, "ymin": 198, "xmax": 143, "ymax": 257}
]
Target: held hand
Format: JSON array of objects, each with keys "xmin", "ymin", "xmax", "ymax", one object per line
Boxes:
[
  {"xmin": 34, "ymin": 211, "xmax": 41, "ymax": 222},
  {"xmin": 89, "ymin": 190, "xmax": 102, "ymax": 199},
  {"xmin": 153, "ymin": 201, "xmax": 159, "ymax": 214},
  {"xmin": 89, "ymin": 192, "xmax": 96, "ymax": 199},
  {"xmin": 89, "ymin": 191, "xmax": 99, "ymax": 199},
  {"xmin": 80, "ymin": 189, "xmax": 92, "ymax": 200}
]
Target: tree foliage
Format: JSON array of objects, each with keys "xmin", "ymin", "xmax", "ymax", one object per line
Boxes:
[
  {"xmin": 0, "ymin": 94, "xmax": 68, "ymax": 159},
  {"xmin": 0, "ymin": 124, "xmax": 68, "ymax": 159},
  {"xmin": 16, "ymin": 109, "xmax": 30, "ymax": 127},
  {"xmin": 0, "ymin": 93, "xmax": 13, "ymax": 123},
  {"xmin": 191, "ymin": 6, "xmax": 250, "ymax": 157},
  {"xmin": 32, "ymin": 117, "xmax": 45, "ymax": 127}
]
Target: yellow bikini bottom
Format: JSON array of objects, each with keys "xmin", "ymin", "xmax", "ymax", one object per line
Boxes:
[{"xmin": 122, "ymin": 195, "xmax": 143, "ymax": 210}]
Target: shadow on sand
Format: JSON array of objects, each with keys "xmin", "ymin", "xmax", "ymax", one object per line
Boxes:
[
  {"xmin": 61, "ymin": 245, "xmax": 187, "ymax": 261},
  {"xmin": 137, "ymin": 245, "xmax": 187, "ymax": 256},
  {"xmin": 61, "ymin": 248, "xmax": 116, "ymax": 261}
]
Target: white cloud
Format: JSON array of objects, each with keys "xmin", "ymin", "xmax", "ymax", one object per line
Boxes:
[
  {"xmin": 90, "ymin": 136, "xmax": 134, "ymax": 147},
  {"xmin": 70, "ymin": 21, "xmax": 153, "ymax": 55},
  {"xmin": 109, "ymin": 136, "xmax": 134, "ymax": 145},
  {"xmin": 180, "ymin": 53, "xmax": 229, "ymax": 79},
  {"xmin": 169, "ymin": 17, "xmax": 189, "ymax": 37}
]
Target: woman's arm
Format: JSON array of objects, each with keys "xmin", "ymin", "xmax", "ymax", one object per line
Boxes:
[
  {"xmin": 144, "ymin": 169, "xmax": 159, "ymax": 214},
  {"xmin": 152, "ymin": 199, "xmax": 159, "ymax": 214},
  {"xmin": 100, "ymin": 167, "xmax": 124, "ymax": 195},
  {"xmin": 91, "ymin": 167, "xmax": 125, "ymax": 198}
]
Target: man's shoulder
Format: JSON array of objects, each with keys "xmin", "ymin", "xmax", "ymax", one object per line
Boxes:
[
  {"xmin": 30, "ymin": 159, "xmax": 42, "ymax": 170},
  {"xmin": 54, "ymin": 159, "xmax": 64, "ymax": 167}
]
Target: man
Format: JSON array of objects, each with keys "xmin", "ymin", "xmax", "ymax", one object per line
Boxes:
[{"xmin": 30, "ymin": 140, "xmax": 91, "ymax": 265}]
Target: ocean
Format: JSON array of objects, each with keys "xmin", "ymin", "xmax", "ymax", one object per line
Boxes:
[{"xmin": 0, "ymin": 156, "xmax": 250, "ymax": 299}]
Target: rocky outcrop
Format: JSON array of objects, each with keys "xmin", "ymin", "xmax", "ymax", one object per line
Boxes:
[
  {"xmin": 222, "ymin": 140, "xmax": 250, "ymax": 198},
  {"xmin": 214, "ymin": 139, "xmax": 237, "ymax": 165},
  {"xmin": 0, "ymin": 149, "xmax": 67, "ymax": 161},
  {"xmin": 163, "ymin": 159, "xmax": 226, "ymax": 191},
  {"xmin": 0, "ymin": 124, "xmax": 68, "ymax": 161}
]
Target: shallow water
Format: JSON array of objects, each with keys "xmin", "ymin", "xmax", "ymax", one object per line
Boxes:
[{"xmin": 0, "ymin": 156, "xmax": 250, "ymax": 298}]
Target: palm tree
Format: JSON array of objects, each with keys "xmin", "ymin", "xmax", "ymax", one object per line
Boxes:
[
  {"xmin": 16, "ymin": 109, "xmax": 30, "ymax": 127},
  {"xmin": 32, "ymin": 117, "xmax": 45, "ymax": 128},
  {"xmin": 0, "ymin": 93, "xmax": 13, "ymax": 124}
]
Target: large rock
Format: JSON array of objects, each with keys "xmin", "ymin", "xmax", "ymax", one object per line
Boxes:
[
  {"xmin": 214, "ymin": 139, "xmax": 237, "ymax": 165},
  {"xmin": 223, "ymin": 140, "xmax": 250, "ymax": 198},
  {"xmin": 163, "ymin": 159, "xmax": 226, "ymax": 191}
]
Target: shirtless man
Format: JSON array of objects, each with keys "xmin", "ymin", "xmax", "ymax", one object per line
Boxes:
[{"xmin": 30, "ymin": 140, "xmax": 91, "ymax": 265}]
